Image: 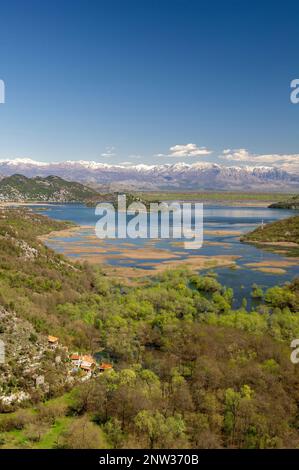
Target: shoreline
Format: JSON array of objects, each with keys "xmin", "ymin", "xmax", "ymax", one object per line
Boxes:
[
  {"xmin": 39, "ymin": 223, "xmax": 240, "ymax": 278},
  {"xmin": 243, "ymin": 239, "xmax": 299, "ymax": 248},
  {"xmin": 0, "ymin": 198, "xmax": 277, "ymax": 209},
  {"xmin": 25, "ymin": 202, "xmax": 299, "ymax": 281}
]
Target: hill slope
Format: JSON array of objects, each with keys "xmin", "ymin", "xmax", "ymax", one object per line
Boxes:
[
  {"xmin": 269, "ymin": 194, "xmax": 299, "ymax": 209},
  {"xmin": 1, "ymin": 209, "xmax": 299, "ymax": 447},
  {"xmin": 0, "ymin": 174, "xmax": 100, "ymax": 203},
  {"xmin": 0, "ymin": 174, "xmax": 158, "ymax": 208},
  {"xmin": 241, "ymin": 215, "xmax": 299, "ymax": 245}
]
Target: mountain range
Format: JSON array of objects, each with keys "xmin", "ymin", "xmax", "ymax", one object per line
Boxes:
[{"xmin": 0, "ymin": 158, "xmax": 298, "ymax": 191}]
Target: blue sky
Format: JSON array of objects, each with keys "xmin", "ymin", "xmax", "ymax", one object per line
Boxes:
[{"xmin": 0, "ymin": 0, "xmax": 299, "ymax": 171}]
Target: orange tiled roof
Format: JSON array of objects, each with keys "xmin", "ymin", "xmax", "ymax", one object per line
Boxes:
[
  {"xmin": 48, "ymin": 335, "xmax": 59, "ymax": 343},
  {"xmin": 99, "ymin": 363, "xmax": 113, "ymax": 369},
  {"xmin": 70, "ymin": 354, "xmax": 80, "ymax": 360}
]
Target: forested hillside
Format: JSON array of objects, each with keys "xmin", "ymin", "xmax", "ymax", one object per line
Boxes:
[
  {"xmin": 269, "ymin": 195, "xmax": 299, "ymax": 209},
  {"xmin": 0, "ymin": 174, "xmax": 100, "ymax": 203},
  {"xmin": 241, "ymin": 216, "xmax": 299, "ymax": 245}
]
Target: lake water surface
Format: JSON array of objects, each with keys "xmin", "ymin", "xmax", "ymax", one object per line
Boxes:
[{"xmin": 32, "ymin": 203, "xmax": 299, "ymax": 307}]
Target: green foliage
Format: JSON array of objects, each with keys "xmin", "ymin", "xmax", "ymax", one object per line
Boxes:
[
  {"xmin": 190, "ymin": 275, "xmax": 222, "ymax": 293},
  {"xmin": 135, "ymin": 410, "xmax": 187, "ymax": 448},
  {"xmin": 251, "ymin": 284, "xmax": 264, "ymax": 299},
  {"xmin": 0, "ymin": 174, "xmax": 100, "ymax": 203},
  {"xmin": 1, "ymin": 209, "xmax": 299, "ymax": 449},
  {"xmin": 241, "ymin": 215, "xmax": 299, "ymax": 245},
  {"xmin": 265, "ymin": 286, "xmax": 298, "ymax": 310}
]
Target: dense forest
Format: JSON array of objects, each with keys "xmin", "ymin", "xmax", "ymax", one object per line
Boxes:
[{"xmin": 0, "ymin": 208, "xmax": 299, "ymax": 448}]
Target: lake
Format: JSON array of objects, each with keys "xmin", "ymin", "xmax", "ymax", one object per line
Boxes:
[{"xmin": 31, "ymin": 203, "xmax": 299, "ymax": 307}]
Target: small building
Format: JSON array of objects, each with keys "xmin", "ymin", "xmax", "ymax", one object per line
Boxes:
[
  {"xmin": 82, "ymin": 354, "xmax": 96, "ymax": 365},
  {"xmin": 99, "ymin": 362, "xmax": 113, "ymax": 373},
  {"xmin": 70, "ymin": 353, "xmax": 80, "ymax": 366},
  {"xmin": 48, "ymin": 335, "xmax": 59, "ymax": 348},
  {"xmin": 80, "ymin": 360, "xmax": 95, "ymax": 372},
  {"xmin": 70, "ymin": 353, "xmax": 80, "ymax": 361},
  {"xmin": 69, "ymin": 352, "xmax": 97, "ymax": 373}
]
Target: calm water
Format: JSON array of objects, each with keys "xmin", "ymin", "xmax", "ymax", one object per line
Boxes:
[{"xmin": 31, "ymin": 203, "xmax": 299, "ymax": 307}]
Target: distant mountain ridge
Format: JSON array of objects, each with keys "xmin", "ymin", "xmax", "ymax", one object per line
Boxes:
[
  {"xmin": 0, "ymin": 158, "xmax": 298, "ymax": 191},
  {"xmin": 0, "ymin": 174, "xmax": 100, "ymax": 203}
]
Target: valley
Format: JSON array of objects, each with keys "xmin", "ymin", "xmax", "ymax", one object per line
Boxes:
[{"xmin": 0, "ymin": 194, "xmax": 298, "ymax": 449}]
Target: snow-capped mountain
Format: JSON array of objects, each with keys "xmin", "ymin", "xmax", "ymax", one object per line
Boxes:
[{"xmin": 0, "ymin": 158, "xmax": 298, "ymax": 191}]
